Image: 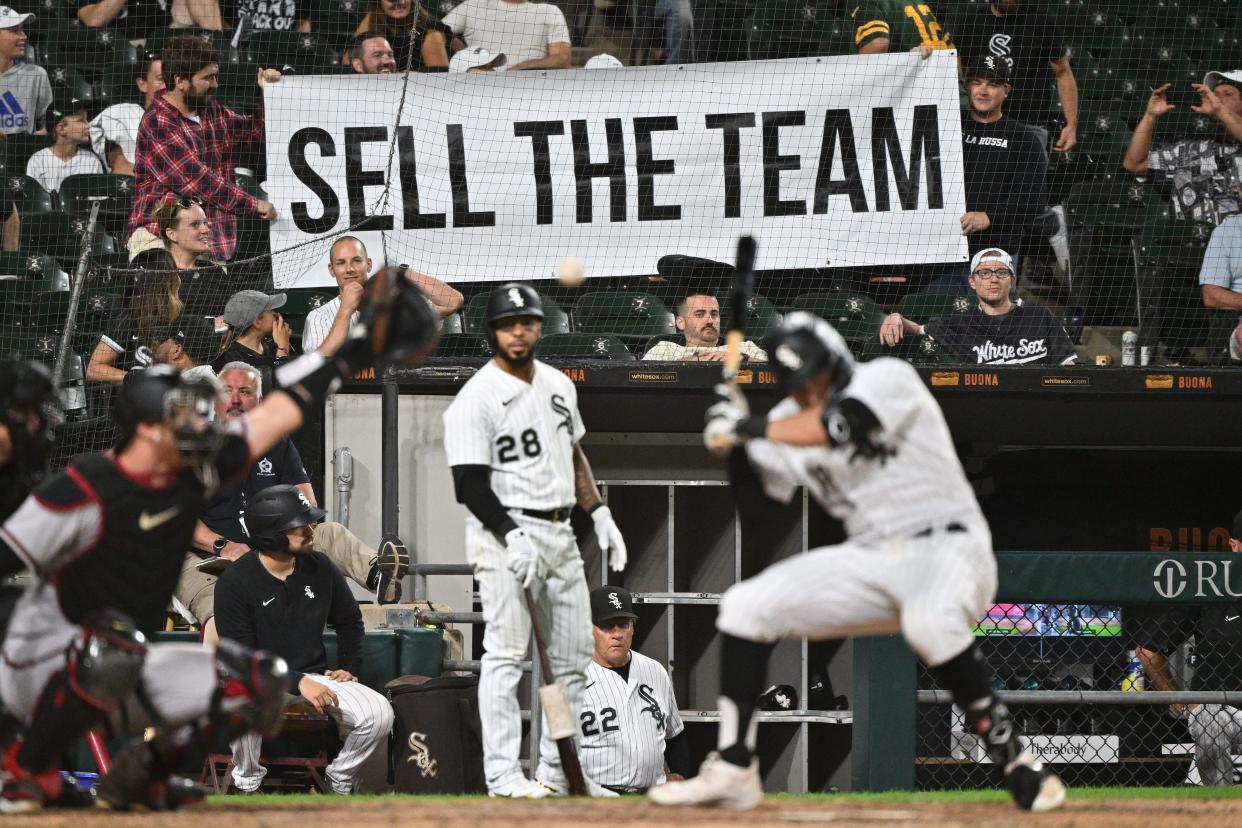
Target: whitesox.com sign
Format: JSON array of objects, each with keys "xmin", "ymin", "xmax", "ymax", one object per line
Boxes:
[{"xmin": 263, "ymin": 53, "xmax": 968, "ymax": 288}]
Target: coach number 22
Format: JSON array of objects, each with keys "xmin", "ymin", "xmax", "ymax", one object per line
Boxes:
[
  {"xmin": 581, "ymin": 707, "xmax": 619, "ymax": 736},
  {"xmin": 496, "ymin": 429, "xmax": 542, "ymax": 463}
]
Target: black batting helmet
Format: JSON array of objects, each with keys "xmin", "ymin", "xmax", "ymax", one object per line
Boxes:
[
  {"xmin": 762, "ymin": 312, "xmax": 854, "ymax": 395},
  {"xmin": 484, "ymin": 283, "xmax": 545, "ymax": 348},
  {"xmin": 757, "ymin": 684, "xmax": 799, "ymax": 711},
  {"xmin": 244, "ymin": 484, "xmax": 326, "ymax": 553}
]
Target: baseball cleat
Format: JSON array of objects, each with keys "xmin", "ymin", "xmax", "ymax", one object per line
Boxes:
[
  {"xmin": 535, "ymin": 772, "xmax": 619, "ymax": 798},
  {"xmin": 487, "ymin": 776, "xmax": 551, "ymax": 799},
  {"xmin": 1004, "ymin": 751, "xmax": 1066, "ymax": 812},
  {"xmin": 372, "ymin": 534, "xmax": 409, "ymax": 605},
  {"xmin": 648, "ymin": 752, "xmax": 762, "ymax": 810}
]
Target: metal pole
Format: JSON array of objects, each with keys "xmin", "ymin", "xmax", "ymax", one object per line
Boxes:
[
  {"xmin": 52, "ymin": 203, "xmax": 99, "ymax": 387},
  {"xmin": 332, "ymin": 447, "xmax": 354, "ymax": 528},
  {"xmin": 918, "ymin": 689, "xmax": 1242, "ymax": 705},
  {"xmin": 380, "ymin": 375, "xmax": 399, "ymax": 536}
]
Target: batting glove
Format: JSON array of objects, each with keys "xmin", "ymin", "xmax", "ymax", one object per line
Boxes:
[
  {"xmin": 504, "ymin": 528, "xmax": 538, "ymax": 588},
  {"xmin": 703, "ymin": 383, "xmax": 750, "ymax": 457},
  {"xmin": 591, "ymin": 505, "xmax": 628, "ymax": 572}
]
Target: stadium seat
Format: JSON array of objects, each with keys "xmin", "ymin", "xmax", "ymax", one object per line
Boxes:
[
  {"xmin": 241, "ymin": 32, "xmax": 340, "ymax": 73},
  {"xmin": 311, "ymin": 0, "xmax": 368, "ymax": 52},
  {"xmin": 815, "ymin": 16, "xmax": 852, "ymax": 57},
  {"xmin": 431, "ymin": 333, "xmax": 492, "ymax": 358},
  {"xmin": 5, "ymin": 175, "xmax": 56, "ymax": 215},
  {"xmin": 3, "ymin": 135, "xmax": 50, "ymax": 178},
  {"xmin": 96, "ymin": 64, "xmax": 146, "ymax": 109},
  {"xmin": 1074, "ymin": 108, "xmax": 1132, "ymax": 165},
  {"xmin": 789, "ymin": 292, "xmax": 884, "ymax": 344},
  {"xmin": 573, "ymin": 291, "xmax": 675, "ymax": 338},
  {"xmin": 440, "ymin": 312, "xmax": 463, "ymax": 335},
  {"xmin": 215, "ymin": 65, "xmax": 260, "ymax": 113},
  {"xmin": 749, "ymin": 0, "xmax": 834, "ymax": 60},
  {"xmin": 0, "ymin": 251, "xmax": 64, "ymax": 282},
  {"xmin": 1134, "ymin": 216, "xmax": 1214, "ymax": 271},
  {"xmin": 144, "ymin": 27, "xmax": 230, "ymax": 55},
  {"xmin": 895, "ymin": 293, "xmax": 975, "ymax": 323},
  {"xmin": 35, "ymin": 21, "xmax": 138, "ymax": 68},
  {"xmin": 713, "ymin": 291, "xmax": 782, "ymax": 338},
  {"xmin": 640, "ymin": 333, "xmax": 679, "ymax": 356},
  {"xmin": 1067, "ymin": 10, "xmax": 1128, "ymax": 60},
  {"xmin": 0, "ymin": 253, "xmax": 70, "ymax": 331},
  {"xmin": 1157, "ymin": 110, "xmax": 1218, "ymax": 141},
  {"xmin": 282, "ymin": 289, "xmax": 338, "ymax": 319},
  {"xmin": 23, "ymin": 213, "xmax": 116, "ymax": 268},
  {"xmin": 1066, "ymin": 180, "xmax": 1158, "ymax": 241},
  {"xmin": 0, "ymin": 328, "xmax": 60, "ymax": 362},
  {"xmin": 462, "ymin": 292, "xmax": 570, "ymax": 335},
  {"xmin": 44, "ymin": 65, "xmax": 95, "ymax": 106},
  {"xmin": 537, "ymin": 333, "xmax": 634, "ymax": 360},
  {"xmin": 860, "ymin": 335, "xmax": 950, "ymax": 365},
  {"xmin": 59, "ymin": 174, "xmax": 135, "ymax": 237}
]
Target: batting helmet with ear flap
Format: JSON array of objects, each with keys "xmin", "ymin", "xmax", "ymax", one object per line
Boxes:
[
  {"xmin": 484, "ymin": 283, "xmax": 544, "ymax": 347},
  {"xmin": 761, "ymin": 311, "xmax": 854, "ymax": 394},
  {"xmin": 244, "ymin": 484, "xmax": 326, "ymax": 553}
]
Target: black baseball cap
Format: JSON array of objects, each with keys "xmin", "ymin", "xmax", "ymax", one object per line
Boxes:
[
  {"xmin": 966, "ymin": 54, "xmax": 1012, "ymax": 84},
  {"xmin": 590, "ymin": 586, "xmax": 638, "ymax": 625}
]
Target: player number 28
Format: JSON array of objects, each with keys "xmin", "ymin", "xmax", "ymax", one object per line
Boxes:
[
  {"xmin": 581, "ymin": 707, "xmax": 619, "ymax": 736},
  {"xmin": 496, "ymin": 429, "xmax": 543, "ymax": 463}
]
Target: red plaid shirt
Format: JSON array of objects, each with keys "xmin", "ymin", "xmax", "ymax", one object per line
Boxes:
[{"xmin": 127, "ymin": 92, "xmax": 264, "ymax": 261}]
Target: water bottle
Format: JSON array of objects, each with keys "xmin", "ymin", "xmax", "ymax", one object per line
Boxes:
[{"xmin": 1120, "ymin": 650, "xmax": 1146, "ymax": 691}]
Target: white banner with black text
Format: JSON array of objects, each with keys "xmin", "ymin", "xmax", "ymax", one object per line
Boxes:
[{"xmin": 264, "ymin": 52, "xmax": 968, "ymax": 288}]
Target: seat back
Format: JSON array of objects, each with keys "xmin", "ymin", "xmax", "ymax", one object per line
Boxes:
[
  {"xmin": 573, "ymin": 291, "xmax": 675, "ymax": 337},
  {"xmin": 537, "ymin": 333, "xmax": 634, "ymax": 360}
]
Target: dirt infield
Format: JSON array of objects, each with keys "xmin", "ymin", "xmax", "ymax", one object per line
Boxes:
[{"xmin": 2, "ymin": 794, "xmax": 1242, "ymax": 828}]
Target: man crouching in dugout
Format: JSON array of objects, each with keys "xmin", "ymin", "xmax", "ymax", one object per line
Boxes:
[{"xmin": 0, "ymin": 267, "xmax": 438, "ymax": 812}]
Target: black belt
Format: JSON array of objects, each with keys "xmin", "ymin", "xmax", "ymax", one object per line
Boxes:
[
  {"xmin": 603, "ymin": 784, "xmax": 646, "ymax": 795},
  {"xmin": 516, "ymin": 506, "xmax": 574, "ymax": 523},
  {"xmin": 913, "ymin": 522, "xmax": 967, "ymax": 538}
]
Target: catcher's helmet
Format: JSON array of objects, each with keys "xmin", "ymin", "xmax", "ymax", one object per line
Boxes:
[
  {"xmin": 114, "ymin": 366, "xmax": 227, "ymax": 483},
  {"xmin": 113, "ymin": 366, "xmax": 184, "ymax": 440},
  {"xmin": 0, "ymin": 358, "xmax": 59, "ymax": 498},
  {"xmin": 762, "ymin": 311, "xmax": 854, "ymax": 395},
  {"xmin": 245, "ymin": 484, "xmax": 326, "ymax": 553},
  {"xmin": 484, "ymin": 283, "xmax": 545, "ymax": 348}
]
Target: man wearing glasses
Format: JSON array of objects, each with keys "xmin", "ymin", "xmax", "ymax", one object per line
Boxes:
[
  {"xmin": 879, "ymin": 248, "xmax": 1077, "ymax": 365},
  {"xmin": 575, "ymin": 586, "xmax": 688, "ymax": 795}
]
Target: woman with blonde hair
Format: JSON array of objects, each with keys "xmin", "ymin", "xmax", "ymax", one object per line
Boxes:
[
  {"xmin": 150, "ymin": 195, "xmax": 230, "ymax": 315},
  {"xmin": 351, "ymin": 0, "xmax": 449, "ymax": 70}
]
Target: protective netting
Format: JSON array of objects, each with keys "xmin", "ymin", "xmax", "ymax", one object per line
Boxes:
[
  {"xmin": 0, "ymin": 1, "xmax": 1236, "ymax": 457},
  {"xmin": 918, "ymin": 601, "xmax": 1242, "ymax": 789}
]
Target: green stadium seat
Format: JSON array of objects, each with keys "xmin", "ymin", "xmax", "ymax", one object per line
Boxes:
[
  {"xmin": 5, "ymin": 175, "xmax": 56, "ymax": 215},
  {"xmin": 431, "ymin": 333, "xmax": 492, "ymax": 358},
  {"xmin": 311, "ymin": 0, "xmax": 368, "ymax": 52},
  {"xmin": 97, "ymin": 64, "xmax": 146, "ymax": 109},
  {"xmin": 713, "ymin": 291, "xmax": 782, "ymax": 338},
  {"xmin": 440, "ymin": 312, "xmax": 463, "ymax": 335},
  {"xmin": 1067, "ymin": 10, "xmax": 1128, "ymax": 59},
  {"xmin": 242, "ymin": 32, "xmax": 339, "ymax": 73},
  {"xmin": 44, "ymin": 65, "xmax": 96, "ymax": 106},
  {"xmin": 537, "ymin": 333, "xmax": 634, "ymax": 360},
  {"xmin": 816, "ymin": 16, "xmax": 852, "ymax": 57},
  {"xmin": 1157, "ymin": 110, "xmax": 1218, "ymax": 141},
  {"xmin": 895, "ymin": 292, "xmax": 975, "ymax": 323},
  {"xmin": 282, "ymin": 288, "xmax": 338, "ymax": 319},
  {"xmin": 860, "ymin": 335, "xmax": 951, "ymax": 365},
  {"xmin": 144, "ymin": 26, "xmax": 230, "ymax": 55},
  {"xmin": 23, "ymin": 213, "xmax": 116, "ymax": 268},
  {"xmin": 0, "ymin": 328, "xmax": 60, "ymax": 362},
  {"xmin": 789, "ymin": 292, "xmax": 884, "ymax": 346},
  {"xmin": 573, "ymin": 291, "xmax": 675, "ymax": 338},
  {"xmin": 1074, "ymin": 108, "xmax": 1132, "ymax": 163},
  {"xmin": 216, "ymin": 65, "xmax": 260, "ymax": 113},
  {"xmin": 1066, "ymin": 180, "xmax": 1158, "ymax": 239},
  {"xmin": 3, "ymin": 135, "xmax": 51, "ymax": 178},
  {"xmin": 59, "ymin": 174, "xmax": 135, "ymax": 237},
  {"xmin": 749, "ymin": 0, "xmax": 834, "ymax": 59},
  {"xmin": 640, "ymin": 333, "xmax": 679, "ymax": 356},
  {"xmin": 462, "ymin": 292, "xmax": 570, "ymax": 335},
  {"xmin": 0, "ymin": 251, "xmax": 64, "ymax": 282},
  {"xmin": 1134, "ymin": 216, "xmax": 1214, "ymax": 271},
  {"xmin": 0, "ymin": 254, "xmax": 70, "ymax": 330},
  {"xmin": 36, "ymin": 21, "xmax": 138, "ymax": 68}
]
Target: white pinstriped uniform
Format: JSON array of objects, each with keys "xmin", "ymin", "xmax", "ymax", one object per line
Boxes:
[
  {"xmin": 443, "ymin": 359, "xmax": 593, "ymax": 791},
  {"xmin": 230, "ymin": 674, "xmax": 395, "ymax": 794},
  {"xmin": 717, "ymin": 358, "xmax": 997, "ymax": 668},
  {"xmin": 301, "ymin": 297, "xmax": 345, "ymax": 354},
  {"xmin": 579, "ymin": 651, "xmax": 683, "ymax": 791}
]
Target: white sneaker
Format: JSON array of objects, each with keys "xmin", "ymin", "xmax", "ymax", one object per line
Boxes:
[
  {"xmin": 487, "ymin": 776, "xmax": 551, "ymax": 799},
  {"xmin": 648, "ymin": 752, "xmax": 762, "ymax": 810},
  {"xmin": 535, "ymin": 772, "xmax": 619, "ymax": 798}
]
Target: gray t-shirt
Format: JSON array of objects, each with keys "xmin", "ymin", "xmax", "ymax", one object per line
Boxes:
[
  {"xmin": 442, "ymin": 0, "xmax": 570, "ymax": 65},
  {"xmin": 0, "ymin": 62, "xmax": 52, "ymax": 135}
]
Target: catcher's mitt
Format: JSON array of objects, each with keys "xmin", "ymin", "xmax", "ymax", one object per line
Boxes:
[{"xmin": 354, "ymin": 265, "xmax": 442, "ymax": 368}]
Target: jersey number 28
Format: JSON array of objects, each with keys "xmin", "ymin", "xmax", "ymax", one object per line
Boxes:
[
  {"xmin": 496, "ymin": 429, "xmax": 542, "ymax": 463},
  {"xmin": 581, "ymin": 707, "xmax": 619, "ymax": 736}
]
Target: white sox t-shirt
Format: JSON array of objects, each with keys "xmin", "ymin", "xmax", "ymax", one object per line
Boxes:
[
  {"xmin": 443, "ymin": 359, "xmax": 584, "ymax": 510},
  {"xmin": 579, "ymin": 650, "xmax": 683, "ymax": 790},
  {"xmin": 745, "ymin": 357, "xmax": 982, "ymax": 543}
]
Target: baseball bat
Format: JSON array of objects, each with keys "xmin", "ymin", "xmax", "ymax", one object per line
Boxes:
[
  {"xmin": 523, "ymin": 587, "xmax": 587, "ymax": 796},
  {"xmin": 723, "ymin": 235, "xmax": 757, "ymax": 383}
]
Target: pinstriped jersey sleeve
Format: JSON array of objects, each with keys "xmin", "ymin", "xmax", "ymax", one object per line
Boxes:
[{"xmin": 443, "ymin": 382, "xmax": 496, "ymax": 467}]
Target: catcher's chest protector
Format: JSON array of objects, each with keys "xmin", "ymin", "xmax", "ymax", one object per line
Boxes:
[{"xmin": 387, "ymin": 676, "xmax": 486, "ymax": 793}]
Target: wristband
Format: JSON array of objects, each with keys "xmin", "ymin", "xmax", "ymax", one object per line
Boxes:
[{"xmin": 738, "ymin": 416, "xmax": 767, "ymax": 439}]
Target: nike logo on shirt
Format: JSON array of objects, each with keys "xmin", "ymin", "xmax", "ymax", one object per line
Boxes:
[
  {"xmin": 585, "ymin": 681, "xmax": 596, "ymax": 690},
  {"xmin": 138, "ymin": 506, "xmax": 181, "ymax": 531},
  {"xmin": 1226, "ymin": 615, "xmax": 1239, "ymax": 622},
  {"xmin": 263, "ymin": 597, "xmax": 276, "ymax": 606},
  {"xmin": 502, "ymin": 397, "xmax": 516, "ymax": 407}
]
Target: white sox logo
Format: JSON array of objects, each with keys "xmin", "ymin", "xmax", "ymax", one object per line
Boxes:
[
  {"xmin": 406, "ymin": 731, "xmax": 439, "ymax": 778},
  {"xmin": 608, "ymin": 592, "xmax": 623, "ymax": 610},
  {"xmin": 988, "ymin": 33, "xmax": 1012, "ymax": 57},
  {"xmin": 551, "ymin": 394, "xmax": 573, "ymax": 433},
  {"xmin": 638, "ymin": 684, "xmax": 665, "ymax": 732},
  {"xmin": 509, "ymin": 287, "xmax": 525, "ymax": 308}
]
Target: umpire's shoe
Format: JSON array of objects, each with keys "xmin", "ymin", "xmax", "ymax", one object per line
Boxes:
[
  {"xmin": 648, "ymin": 752, "xmax": 762, "ymax": 810},
  {"xmin": 368, "ymin": 534, "xmax": 409, "ymax": 605},
  {"xmin": 1004, "ymin": 751, "xmax": 1066, "ymax": 812}
]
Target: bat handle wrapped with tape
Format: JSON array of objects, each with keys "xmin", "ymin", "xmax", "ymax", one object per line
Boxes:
[
  {"xmin": 707, "ymin": 235, "xmax": 756, "ymax": 453},
  {"xmin": 524, "ymin": 587, "xmax": 587, "ymax": 795}
]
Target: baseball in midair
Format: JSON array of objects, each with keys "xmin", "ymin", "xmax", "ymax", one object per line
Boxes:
[{"xmin": 555, "ymin": 256, "xmax": 587, "ymax": 287}]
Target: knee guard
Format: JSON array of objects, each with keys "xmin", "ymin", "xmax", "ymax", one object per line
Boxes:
[
  {"xmin": 212, "ymin": 638, "xmax": 291, "ymax": 741},
  {"xmin": 16, "ymin": 611, "xmax": 146, "ymax": 773}
]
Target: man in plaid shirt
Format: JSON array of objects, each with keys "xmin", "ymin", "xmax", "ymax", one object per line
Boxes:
[{"xmin": 127, "ymin": 36, "xmax": 278, "ymax": 262}]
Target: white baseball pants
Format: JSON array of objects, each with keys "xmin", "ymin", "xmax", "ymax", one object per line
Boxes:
[
  {"xmin": 230, "ymin": 674, "xmax": 394, "ymax": 794},
  {"xmin": 1188, "ymin": 704, "xmax": 1242, "ymax": 786}
]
